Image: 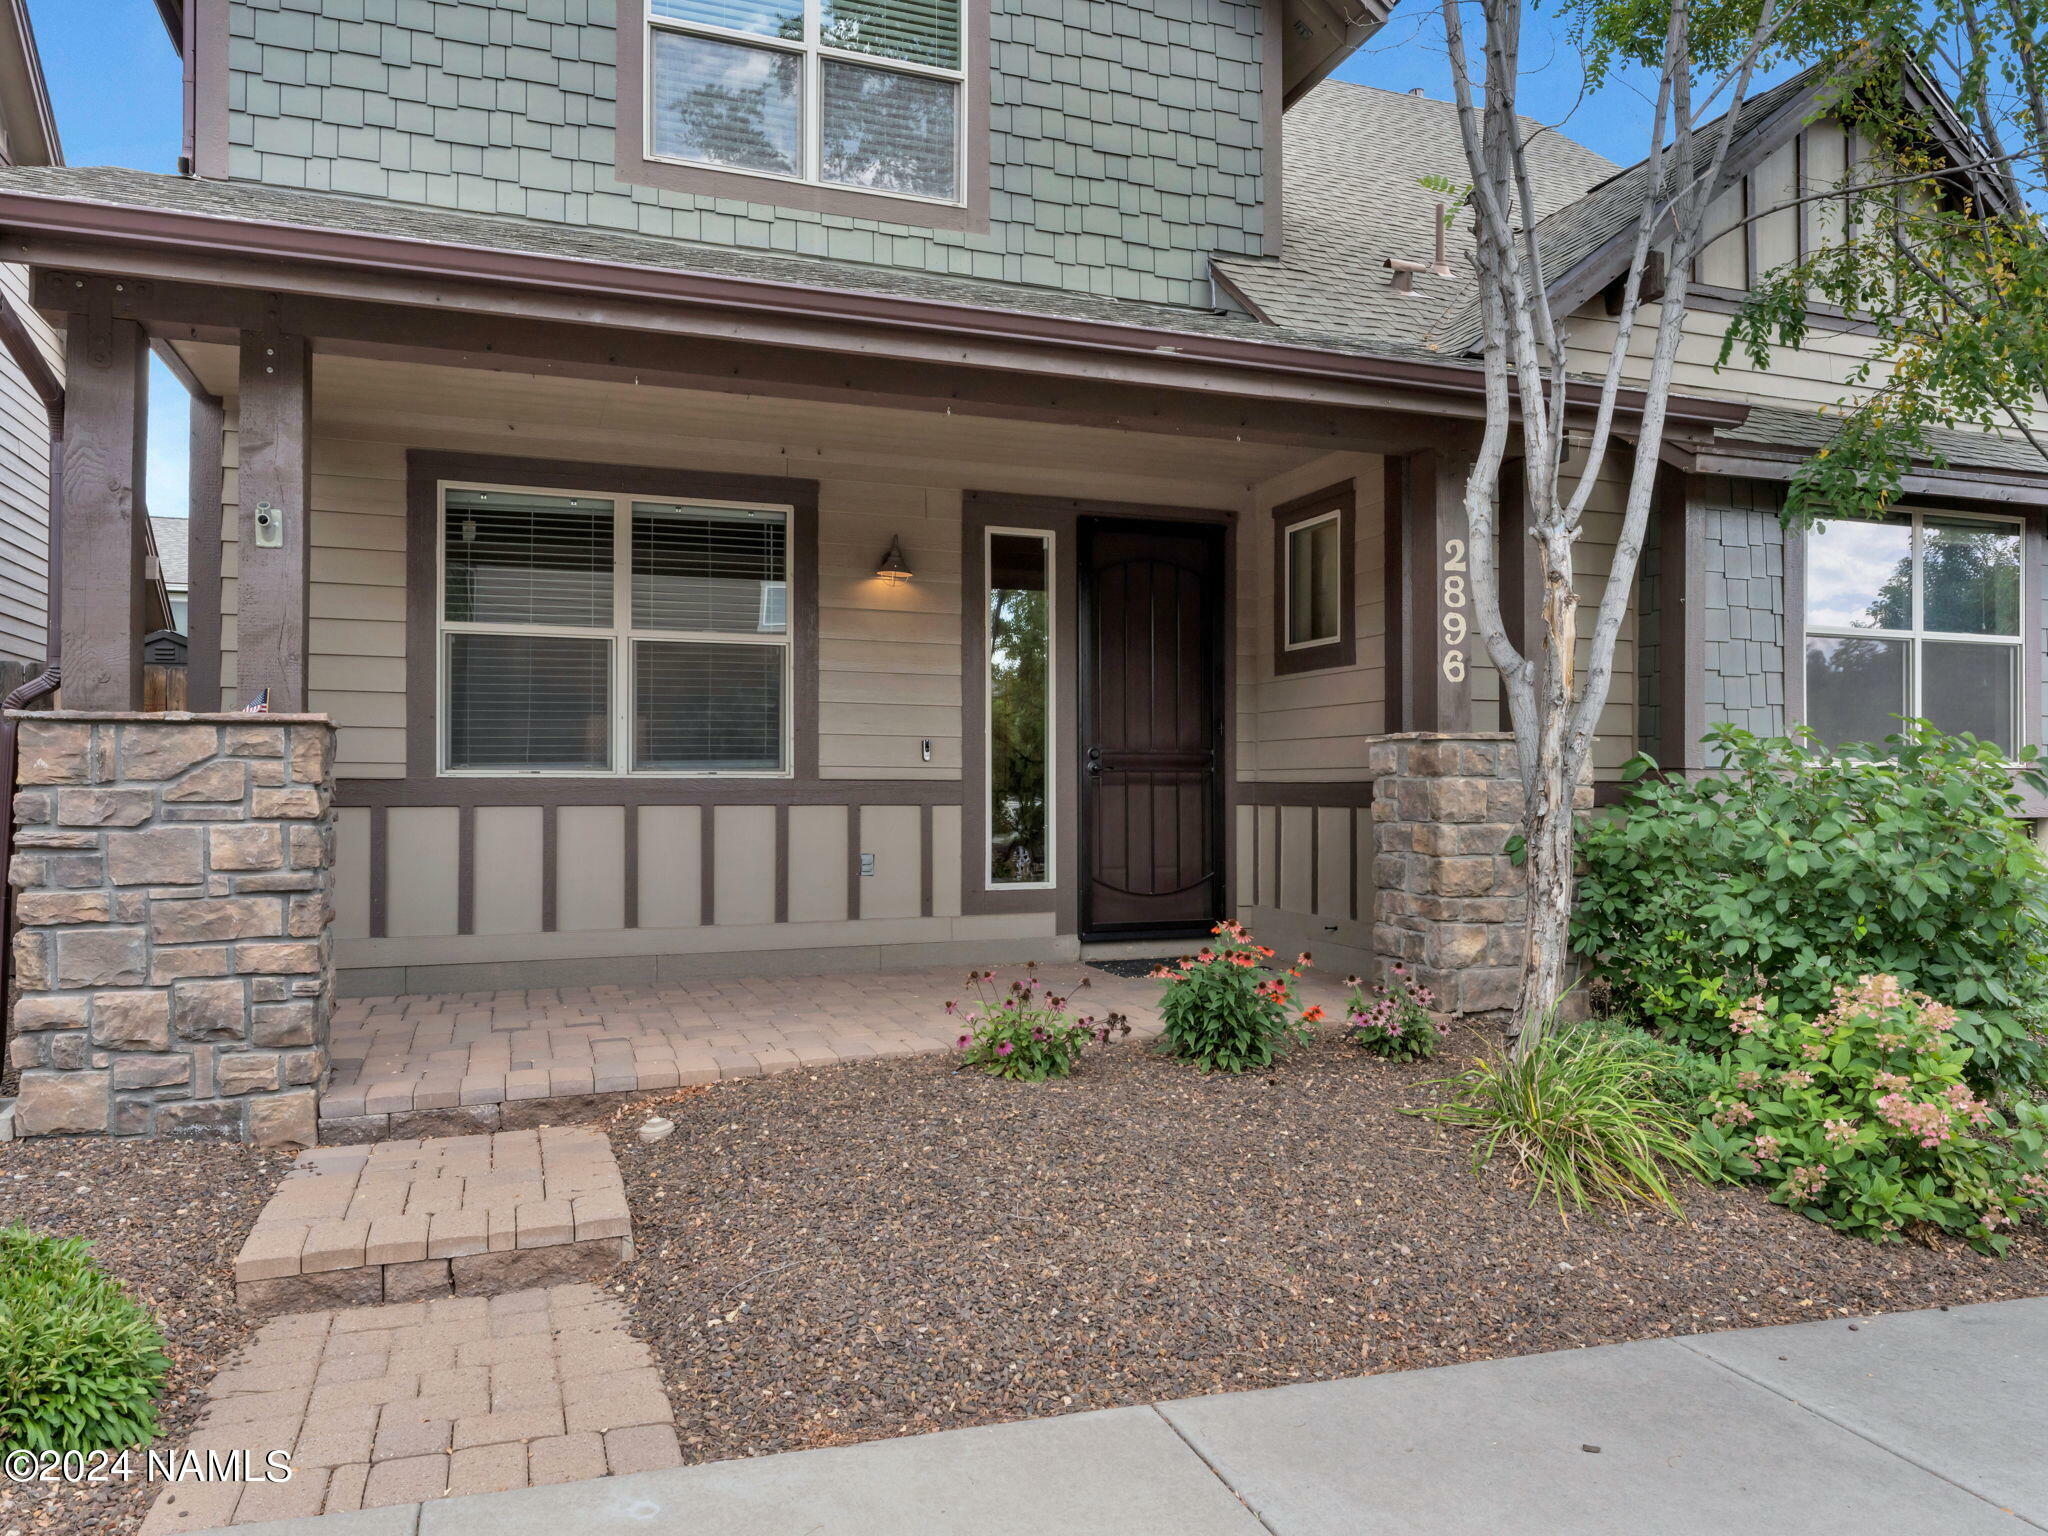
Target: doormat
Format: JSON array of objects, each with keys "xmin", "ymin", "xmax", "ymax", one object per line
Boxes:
[{"xmin": 1084, "ymin": 957, "xmax": 1182, "ymax": 979}]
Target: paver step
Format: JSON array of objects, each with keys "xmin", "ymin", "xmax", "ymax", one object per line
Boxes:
[{"xmin": 233, "ymin": 1127, "xmax": 631, "ymax": 1317}]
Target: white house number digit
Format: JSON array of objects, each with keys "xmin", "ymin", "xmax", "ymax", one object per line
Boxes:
[{"xmin": 1441, "ymin": 539, "xmax": 1468, "ymax": 683}]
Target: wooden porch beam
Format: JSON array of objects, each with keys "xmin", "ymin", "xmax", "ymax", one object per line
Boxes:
[
  {"xmin": 1384, "ymin": 446, "xmax": 1478, "ymax": 733},
  {"xmin": 29, "ymin": 267, "xmax": 1475, "ymax": 457},
  {"xmin": 235, "ymin": 329, "xmax": 311, "ymax": 710},
  {"xmin": 59, "ymin": 300, "xmax": 147, "ymax": 710}
]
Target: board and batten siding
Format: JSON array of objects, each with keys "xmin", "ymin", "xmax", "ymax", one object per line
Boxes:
[{"xmin": 0, "ymin": 261, "xmax": 54, "ymax": 666}]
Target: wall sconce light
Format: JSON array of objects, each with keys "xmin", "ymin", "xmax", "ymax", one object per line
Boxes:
[{"xmin": 876, "ymin": 536, "xmax": 913, "ymax": 583}]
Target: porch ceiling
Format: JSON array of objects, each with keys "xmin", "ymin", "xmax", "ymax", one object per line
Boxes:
[{"xmin": 172, "ymin": 340, "xmax": 1329, "ymax": 494}]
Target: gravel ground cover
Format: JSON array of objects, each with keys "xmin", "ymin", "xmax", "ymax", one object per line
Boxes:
[
  {"xmin": 611, "ymin": 1028, "xmax": 2048, "ymax": 1466},
  {"xmin": 0, "ymin": 1138, "xmax": 290, "ymax": 1536}
]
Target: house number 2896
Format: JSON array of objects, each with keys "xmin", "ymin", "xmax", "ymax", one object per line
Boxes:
[{"xmin": 1441, "ymin": 539, "xmax": 1469, "ymax": 683}]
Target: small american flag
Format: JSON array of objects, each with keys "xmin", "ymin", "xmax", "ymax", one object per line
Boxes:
[{"xmin": 243, "ymin": 688, "xmax": 271, "ymax": 713}]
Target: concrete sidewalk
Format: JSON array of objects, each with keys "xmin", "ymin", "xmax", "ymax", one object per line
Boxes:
[{"xmin": 224, "ymin": 1296, "xmax": 2048, "ymax": 1535}]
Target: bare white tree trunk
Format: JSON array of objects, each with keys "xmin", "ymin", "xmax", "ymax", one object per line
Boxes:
[{"xmin": 1437, "ymin": 0, "xmax": 1780, "ymax": 1051}]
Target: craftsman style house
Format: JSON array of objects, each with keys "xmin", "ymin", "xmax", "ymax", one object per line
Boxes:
[{"xmin": 0, "ymin": 0, "xmax": 2041, "ymax": 1018}]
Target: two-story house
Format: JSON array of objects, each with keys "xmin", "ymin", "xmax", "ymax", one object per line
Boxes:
[{"xmin": 1, "ymin": 1, "xmax": 2044, "ymax": 1149}]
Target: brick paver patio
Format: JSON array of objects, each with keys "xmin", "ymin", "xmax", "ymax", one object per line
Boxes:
[
  {"xmin": 141, "ymin": 1284, "xmax": 679, "ymax": 1533},
  {"xmin": 322, "ymin": 962, "xmax": 1341, "ymax": 1136}
]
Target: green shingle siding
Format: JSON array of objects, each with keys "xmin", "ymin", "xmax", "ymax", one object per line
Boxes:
[{"xmin": 225, "ymin": 0, "xmax": 1270, "ymax": 303}]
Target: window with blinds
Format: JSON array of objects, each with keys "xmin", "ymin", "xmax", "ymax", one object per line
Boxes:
[
  {"xmin": 440, "ymin": 483, "xmax": 793, "ymax": 776},
  {"xmin": 645, "ymin": 0, "xmax": 964, "ymax": 203}
]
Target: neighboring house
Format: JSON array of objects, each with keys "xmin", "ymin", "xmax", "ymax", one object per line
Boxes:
[
  {"xmin": 0, "ymin": 0, "xmax": 58, "ymax": 675},
  {"xmin": 0, "ymin": 1, "xmax": 2034, "ymax": 998},
  {"xmin": 150, "ymin": 512, "xmax": 189, "ymax": 632}
]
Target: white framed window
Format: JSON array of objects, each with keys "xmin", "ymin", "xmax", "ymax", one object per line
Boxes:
[
  {"xmin": 1283, "ymin": 508, "xmax": 1342, "ymax": 650},
  {"xmin": 644, "ymin": 0, "xmax": 965, "ymax": 206},
  {"xmin": 1804, "ymin": 507, "xmax": 2024, "ymax": 753},
  {"xmin": 986, "ymin": 527, "xmax": 1053, "ymax": 888},
  {"xmin": 437, "ymin": 480, "xmax": 793, "ymax": 777}
]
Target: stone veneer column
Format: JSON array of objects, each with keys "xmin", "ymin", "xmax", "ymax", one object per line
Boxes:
[
  {"xmin": 1367, "ymin": 731, "xmax": 1535, "ymax": 1018},
  {"xmin": 7, "ymin": 712, "xmax": 337, "ymax": 1146}
]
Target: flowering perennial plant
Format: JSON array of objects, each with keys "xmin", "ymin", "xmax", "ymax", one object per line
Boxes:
[
  {"xmin": 1153, "ymin": 921, "xmax": 1320, "ymax": 1073},
  {"xmin": 1694, "ymin": 975, "xmax": 2048, "ymax": 1254},
  {"xmin": 947, "ymin": 966, "xmax": 1129, "ymax": 1082},
  {"xmin": 1345, "ymin": 966, "xmax": 1444, "ymax": 1062}
]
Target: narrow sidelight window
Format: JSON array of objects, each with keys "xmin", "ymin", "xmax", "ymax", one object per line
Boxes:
[
  {"xmin": 647, "ymin": 0, "xmax": 965, "ymax": 203},
  {"xmin": 987, "ymin": 529, "xmax": 1051, "ymax": 887},
  {"xmin": 439, "ymin": 483, "xmax": 792, "ymax": 776},
  {"xmin": 1804, "ymin": 508, "xmax": 2023, "ymax": 752}
]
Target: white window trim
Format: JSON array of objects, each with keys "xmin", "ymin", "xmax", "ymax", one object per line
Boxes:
[
  {"xmin": 435, "ymin": 478, "xmax": 796, "ymax": 779},
  {"xmin": 1803, "ymin": 505, "xmax": 2027, "ymax": 750},
  {"xmin": 985, "ymin": 525, "xmax": 1055, "ymax": 891},
  {"xmin": 644, "ymin": 0, "xmax": 968, "ymax": 209},
  {"xmin": 1281, "ymin": 507, "xmax": 1342, "ymax": 652}
]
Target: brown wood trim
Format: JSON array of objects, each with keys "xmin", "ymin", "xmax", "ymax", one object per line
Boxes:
[
  {"xmin": 1385, "ymin": 446, "xmax": 1478, "ymax": 732},
  {"xmin": 1347, "ymin": 807, "xmax": 1360, "ymax": 922},
  {"xmin": 700, "ymin": 806, "xmax": 716, "ymax": 927},
  {"xmin": 456, "ymin": 804, "xmax": 475, "ymax": 936},
  {"xmin": 236, "ymin": 328, "xmax": 312, "ymax": 709},
  {"xmin": 1382, "ymin": 455, "xmax": 1408, "ymax": 730},
  {"xmin": 959, "ymin": 491, "xmax": 1238, "ymax": 933},
  {"xmin": 1783, "ymin": 507, "xmax": 1808, "ymax": 735},
  {"xmin": 920, "ymin": 801, "xmax": 935, "ymax": 918},
  {"xmin": 772, "ymin": 804, "xmax": 789, "ymax": 926},
  {"xmin": 2029, "ymin": 516, "xmax": 2048, "ymax": 750},
  {"xmin": 613, "ymin": 0, "xmax": 992, "ymax": 235},
  {"xmin": 7, "ymin": 228, "xmax": 1745, "ymax": 431},
  {"xmin": 1497, "ymin": 463, "xmax": 1545, "ymax": 660},
  {"xmin": 846, "ymin": 803, "xmax": 863, "ymax": 923},
  {"xmin": 1307, "ymin": 809, "xmax": 1320, "ymax": 916},
  {"xmin": 403, "ymin": 448, "xmax": 820, "ymax": 790},
  {"xmin": 332, "ymin": 777, "xmax": 963, "ymax": 809},
  {"xmin": 624, "ymin": 803, "xmax": 642, "ymax": 930},
  {"xmin": 184, "ymin": 389, "xmax": 224, "ymax": 708},
  {"xmin": 1270, "ymin": 481, "xmax": 1357, "ymax": 677},
  {"xmin": 1259, "ymin": 0, "xmax": 1284, "ymax": 263},
  {"xmin": 191, "ymin": 0, "xmax": 229, "ymax": 179},
  {"xmin": 540, "ymin": 805, "xmax": 559, "ymax": 934},
  {"xmin": 368, "ymin": 805, "xmax": 388, "ymax": 940},
  {"xmin": 58, "ymin": 300, "xmax": 146, "ymax": 710},
  {"xmin": 1233, "ymin": 780, "xmax": 1376, "ymax": 807},
  {"xmin": 1653, "ymin": 471, "xmax": 1710, "ymax": 772}
]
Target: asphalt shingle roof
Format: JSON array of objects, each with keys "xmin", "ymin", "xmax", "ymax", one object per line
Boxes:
[
  {"xmin": 149, "ymin": 515, "xmax": 187, "ymax": 589},
  {"xmin": 0, "ymin": 163, "xmax": 1455, "ymax": 368},
  {"xmin": 1719, "ymin": 403, "xmax": 2048, "ymax": 476},
  {"xmin": 1212, "ymin": 82, "xmax": 1617, "ymax": 349}
]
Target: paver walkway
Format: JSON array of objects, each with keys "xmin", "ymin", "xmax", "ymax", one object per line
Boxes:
[
  {"xmin": 209, "ymin": 1296, "xmax": 2048, "ymax": 1535},
  {"xmin": 320, "ymin": 964, "xmax": 1352, "ymax": 1139},
  {"xmin": 141, "ymin": 1284, "xmax": 681, "ymax": 1534},
  {"xmin": 233, "ymin": 1129, "xmax": 631, "ymax": 1316}
]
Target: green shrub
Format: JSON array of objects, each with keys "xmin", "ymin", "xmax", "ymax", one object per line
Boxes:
[
  {"xmin": 1344, "ymin": 966, "xmax": 1444, "ymax": 1062},
  {"xmin": 1576, "ymin": 721, "xmax": 2048, "ymax": 1090},
  {"xmin": 0, "ymin": 1226, "xmax": 168, "ymax": 1452},
  {"xmin": 1692, "ymin": 975, "xmax": 2048, "ymax": 1254},
  {"xmin": 1411, "ymin": 1026, "xmax": 1711, "ymax": 1214},
  {"xmin": 1578, "ymin": 1018, "xmax": 1723, "ymax": 1113},
  {"xmin": 949, "ymin": 967, "xmax": 1129, "ymax": 1081},
  {"xmin": 1153, "ymin": 921, "xmax": 1321, "ymax": 1073}
]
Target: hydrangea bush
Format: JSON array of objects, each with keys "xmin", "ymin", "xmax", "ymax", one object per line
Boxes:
[
  {"xmin": 1693, "ymin": 975, "xmax": 2048, "ymax": 1254},
  {"xmin": 1345, "ymin": 966, "xmax": 1444, "ymax": 1062},
  {"xmin": 948, "ymin": 967, "xmax": 1129, "ymax": 1082},
  {"xmin": 1153, "ymin": 921, "xmax": 1323, "ymax": 1073},
  {"xmin": 1575, "ymin": 722, "xmax": 2048, "ymax": 1091}
]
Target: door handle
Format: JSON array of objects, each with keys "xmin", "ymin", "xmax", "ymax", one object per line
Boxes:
[{"xmin": 1086, "ymin": 746, "xmax": 1108, "ymax": 776}]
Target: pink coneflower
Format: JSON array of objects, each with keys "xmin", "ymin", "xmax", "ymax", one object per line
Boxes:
[{"xmin": 996, "ymin": 1040, "xmax": 1014, "ymax": 1055}]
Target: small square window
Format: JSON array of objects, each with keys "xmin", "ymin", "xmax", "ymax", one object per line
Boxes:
[{"xmin": 1271, "ymin": 487, "xmax": 1355, "ymax": 677}]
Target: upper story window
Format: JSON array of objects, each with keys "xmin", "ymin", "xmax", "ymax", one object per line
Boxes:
[
  {"xmin": 439, "ymin": 483, "xmax": 792, "ymax": 776},
  {"xmin": 1803, "ymin": 509, "xmax": 2023, "ymax": 753},
  {"xmin": 645, "ymin": 0, "xmax": 964, "ymax": 205}
]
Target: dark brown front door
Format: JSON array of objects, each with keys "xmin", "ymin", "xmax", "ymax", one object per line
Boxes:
[{"xmin": 1080, "ymin": 518, "xmax": 1224, "ymax": 936}]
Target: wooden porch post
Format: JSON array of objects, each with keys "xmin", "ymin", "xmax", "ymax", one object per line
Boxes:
[
  {"xmin": 235, "ymin": 329, "xmax": 312, "ymax": 710},
  {"xmin": 1650, "ymin": 471, "xmax": 1710, "ymax": 772},
  {"xmin": 59, "ymin": 301, "xmax": 148, "ymax": 710},
  {"xmin": 185, "ymin": 390, "xmax": 226, "ymax": 710},
  {"xmin": 1384, "ymin": 445, "xmax": 1477, "ymax": 732}
]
